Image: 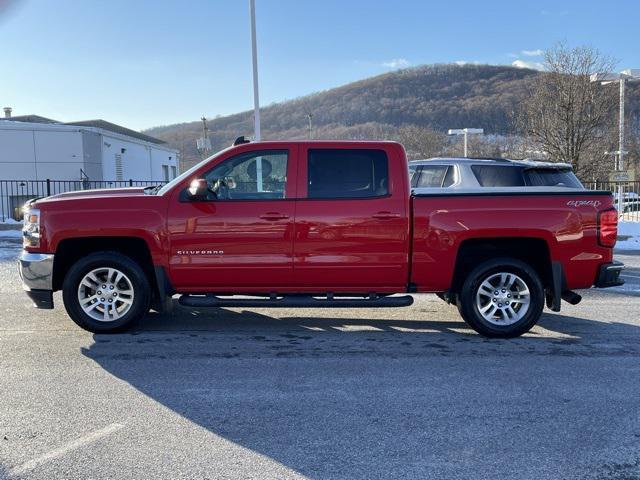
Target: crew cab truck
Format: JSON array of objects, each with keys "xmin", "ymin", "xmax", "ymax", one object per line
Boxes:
[{"xmin": 18, "ymin": 140, "xmax": 624, "ymax": 337}]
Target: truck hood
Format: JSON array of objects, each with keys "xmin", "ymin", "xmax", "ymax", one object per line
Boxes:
[
  {"xmin": 51, "ymin": 186, "xmax": 148, "ymax": 199},
  {"xmin": 38, "ymin": 186, "xmax": 149, "ymax": 203}
]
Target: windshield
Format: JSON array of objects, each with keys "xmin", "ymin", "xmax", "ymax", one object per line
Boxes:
[{"xmin": 155, "ymin": 146, "xmax": 233, "ymax": 196}]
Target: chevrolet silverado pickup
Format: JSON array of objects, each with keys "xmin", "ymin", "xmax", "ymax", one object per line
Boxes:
[{"xmin": 18, "ymin": 140, "xmax": 624, "ymax": 337}]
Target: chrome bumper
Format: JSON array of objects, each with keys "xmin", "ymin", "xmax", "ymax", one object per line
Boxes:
[{"xmin": 18, "ymin": 251, "xmax": 55, "ymax": 309}]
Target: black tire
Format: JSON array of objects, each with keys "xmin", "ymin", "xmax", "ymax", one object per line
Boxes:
[
  {"xmin": 456, "ymin": 257, "xmax": 544, "ymax": 338},
  {"xmin": 62, "ymin": 251, "xmax": 151, "ymax": 333}
]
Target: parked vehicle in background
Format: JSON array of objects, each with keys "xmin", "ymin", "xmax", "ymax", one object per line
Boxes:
[
  {"xmin": 18, "ymin": 140, "xmax": 622, "ymax": 338},
  {"xmin": 409, "ymin": 157, "xmax": 584, "ymax": 190}
]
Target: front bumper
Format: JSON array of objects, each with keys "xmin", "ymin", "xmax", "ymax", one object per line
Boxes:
[
  {"xmin": 17, "ymin": 251, "xmax": 55, "ymax": 309},
  {"xmin": 594, "ymin": 261, "xmax": 625, "ymax": 288}
]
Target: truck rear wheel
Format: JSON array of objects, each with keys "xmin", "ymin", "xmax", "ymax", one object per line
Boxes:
[
  {"xmin": 456, "ymin": 258, "xmax": 544, "ymax": 338},
  {"xmin": 62, "ymin": 252, "xmax": 151, "ymax": 333}
]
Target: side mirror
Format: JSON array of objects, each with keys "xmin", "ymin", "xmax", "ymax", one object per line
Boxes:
[{"xmin": 187, "ymin": 179, "xmax": 209, "ymax": 200}]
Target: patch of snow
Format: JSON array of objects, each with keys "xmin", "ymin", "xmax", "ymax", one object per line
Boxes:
[
  {"xmin": 0, "ymin": 238, "xmax": 20, "ymax": 261},
  {"xmin": 0, "ymin": 218, "xmax": 21, "ymax": 225},
  {"xmin": 0, "ymin": 230, "xmax": 22, "ymax": 239},
  {"xmin": 619, "ymin": 221, "xmax": 640, "ymax": 235},
  {"xmin": 617, "ymin": 221, "xmax": 640, "ymax": 250},
  {"xmin": 616, "ymin": 239, "xmax": 640, "ymax": 250}
]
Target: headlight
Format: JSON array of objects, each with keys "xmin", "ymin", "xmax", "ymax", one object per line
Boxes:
[{"xmin": 23, "ymin": 207, "xmax": 41, "ymax": 248}]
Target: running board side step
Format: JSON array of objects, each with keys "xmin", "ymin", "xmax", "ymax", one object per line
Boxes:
[{"xmin": 179, "ymin": 294, "xmax": 414, "ymax": 308}]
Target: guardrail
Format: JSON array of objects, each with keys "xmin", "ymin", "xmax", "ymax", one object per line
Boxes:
[
  {"xmin": 584, "ymin": 180, "xmax": 640, "ymax": 222},
  {"xmin": 0, "ymin": 179, "xmax": 165, "ymax": 222}
]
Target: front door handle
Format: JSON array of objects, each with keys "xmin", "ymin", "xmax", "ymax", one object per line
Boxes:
[
  {"xmin": 372, "ymin": 211, "xmax": 401, "ymax": 220},
  {"xmin": 259, "ymin": 212, "xmax": 289, "ymax": 221}
]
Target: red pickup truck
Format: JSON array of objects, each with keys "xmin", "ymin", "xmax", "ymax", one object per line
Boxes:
[{"xmin": 18, "ymin": 140, "xmax": 623, "ymax": 337}]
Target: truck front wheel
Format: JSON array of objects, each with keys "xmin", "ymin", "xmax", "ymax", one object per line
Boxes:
[
  {"xmin": 456, "ymin": 258, "xmax": 544, "ymax": 338},
  {"xmin": 62, "ymin": 252, "xmax": 151, "ymax": 333}
]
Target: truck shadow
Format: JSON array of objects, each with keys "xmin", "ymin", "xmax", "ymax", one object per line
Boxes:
[
  {"xmin": 79, "ymin": 303, "xmax": 640, "ymax": 478},
  {"xmin": 126, "ymin": 297, "xmax": 638, "ymax": 340}
]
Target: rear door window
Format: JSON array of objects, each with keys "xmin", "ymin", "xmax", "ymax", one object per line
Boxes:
[
  {"xmin": 471, "ymin": 165, "xmax": 525, "ymax": 187},
  {"xmin": 409, "ymin": 165, "xmax": 418, "ymax": 186},
  {"xmin": 523, "ymin": 168, "xmax": 583, "ymax": 188},
  {"xmin": 307, "ymin": 149, "xmax": 389, "ymax": 199},
  {"xmin": 442, "ymin": 166, "xmax": 456, "ymax": 187},
  {"xmin": 414, "ymin": 166, "xmax": 449, "ymax": 188}
]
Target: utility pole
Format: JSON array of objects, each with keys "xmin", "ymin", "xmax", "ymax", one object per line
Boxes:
[
  {"xmin": 307, "ymin": 112, "xmax": 313, "ymax": 139},
  {"xmin": 196, "ymin": 116, "xmax": 212, "ymax": 159},
  {"xmin": 618, "ymin": 77, "xmax": 625, "ymax": 174}
]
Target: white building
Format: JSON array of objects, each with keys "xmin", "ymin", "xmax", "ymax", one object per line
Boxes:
[
  {"xmin": 0, "ymin": 113, "xmax": 179, "ymax": 220},
  {"xmin": 0, "ymin": 116, "xmax": 179, "ymax": 182}
]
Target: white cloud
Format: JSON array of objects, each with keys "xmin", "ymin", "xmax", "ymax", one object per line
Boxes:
[
  {"xmin": 512, "ymin": 59, "xmax": 544, "ymax": 70},
  {"xmin": 522, "ymin": 49, "xmax": 544, "ymax": 57},
  {"xmin": 455, "ymin": 60, "xmax": 481, "ymax": 66},
  {"xmin": 382, "ymin": 58, "xmax": 410, "ymax": 69}
]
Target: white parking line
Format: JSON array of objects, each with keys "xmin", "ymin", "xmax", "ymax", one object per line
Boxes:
[{"xmin": 9, "ymin": 423, "xmax": 124, "ymax": 476}]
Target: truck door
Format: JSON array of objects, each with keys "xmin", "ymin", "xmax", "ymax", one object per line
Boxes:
[
  {"xmin": 167, "ymin": 146, "xmax": 297, "ymax": 290},
  {"xmin": 293, "ymin": 146, "xmax": 409, "ymax": 291}
]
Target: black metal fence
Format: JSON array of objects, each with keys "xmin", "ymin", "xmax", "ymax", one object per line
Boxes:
[
  {"xmin": 0, "ymin": 179, "xmax": 165, "ymax": 222},
  {"xmin": 3, "ymin": 178, "xmax": 639, "ymax": 223}
]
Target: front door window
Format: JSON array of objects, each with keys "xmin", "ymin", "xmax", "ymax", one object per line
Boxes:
[{"xmin": 203, "ymin": 150, "xmax": 288, "ymax": 200}]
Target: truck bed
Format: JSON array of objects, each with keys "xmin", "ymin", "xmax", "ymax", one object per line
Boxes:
[{"xmin": 410, "ymin": 189, "xmax": 614, "ymax": 292}]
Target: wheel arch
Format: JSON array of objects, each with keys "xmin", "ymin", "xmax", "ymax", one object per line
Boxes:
[
  {"xmin": 451, "ymin": 237, "xmax": 553, "ymax": 296},
  {"xmin": 53, "ymin": 237, "xmax": 156, "ymax": 294}
]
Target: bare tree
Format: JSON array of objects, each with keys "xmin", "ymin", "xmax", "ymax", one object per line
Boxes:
[
  {"xmin": 395, "ymin": 126, "xmax": 447, "ymax": 159},
  {"xmin": 516, "ymin": 44, "xmax": 617, "ymax": 174}
]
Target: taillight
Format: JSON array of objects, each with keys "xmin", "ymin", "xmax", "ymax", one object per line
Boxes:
[{"xmin": 598, "ymin": 208, "xmax": 618, "ymax": 247}]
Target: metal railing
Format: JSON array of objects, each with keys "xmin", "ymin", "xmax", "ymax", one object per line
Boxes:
[
  {"xmin": 584, "ymin": 180, "xmax": 640, "ymax": 222},
  {"xmin": 0, "ymin": 179, "xmax": 165, "ymax": 222}
]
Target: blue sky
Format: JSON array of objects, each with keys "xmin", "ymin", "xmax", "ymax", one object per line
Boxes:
[{"xmin": 1, "ymin": 0, "xmax": 639, "ymax": 130}]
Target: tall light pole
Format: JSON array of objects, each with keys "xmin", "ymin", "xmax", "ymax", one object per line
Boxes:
[
  {"xmin": 249, "ymin": 0, "xmax": 263, "ymax": 191},
  {"xmin": 590, "ymin": 69, "xmax": 640, "ymax": 218},
  {"xmin": 448, "ymin": 128, "xmax": 484, "ymax": 157},
  {"xmin": 250, "ymin": 0, "xmax": 261, "ymax": 141}
]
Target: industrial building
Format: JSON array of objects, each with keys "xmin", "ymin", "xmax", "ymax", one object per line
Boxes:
[
  {"xmin": 0, "ymin": 108, "xmax": 179, "ymax": 220},
  {"xmin": 0, "ymin": 109, "xmax": 179, "ymax": 182}
]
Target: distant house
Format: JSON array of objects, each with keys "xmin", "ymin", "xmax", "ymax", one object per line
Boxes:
[{"xmin": 0, "ymin": 110, "xmax": 180, "ymax": 220}]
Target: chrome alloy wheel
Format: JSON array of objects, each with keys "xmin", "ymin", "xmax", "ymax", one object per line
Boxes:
[
  {"xmin": 77, "ymin": 267, "xmax": 135, "ymax": 322},
  {"xmin": 475, "ymin": 272, "xmax": 531, "ymax": 326}
]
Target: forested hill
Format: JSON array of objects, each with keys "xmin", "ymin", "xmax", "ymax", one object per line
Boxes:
[{"xmin": 146, "ymin": 64, "xmax": 541, "ymax": 165}]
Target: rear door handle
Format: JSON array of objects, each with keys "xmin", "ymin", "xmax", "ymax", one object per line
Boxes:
[
  {"xmin": 372, "ymin": 211, "xmax": 401, "ymax": 220},
  {"xmin": 259, "ymin": 212, "xmax": 289, "ymax": 221}
]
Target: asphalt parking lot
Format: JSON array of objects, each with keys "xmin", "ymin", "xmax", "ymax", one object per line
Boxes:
[{"xmin": 0, "ymin": 234, "xmax": 639, "ymax": 480}]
